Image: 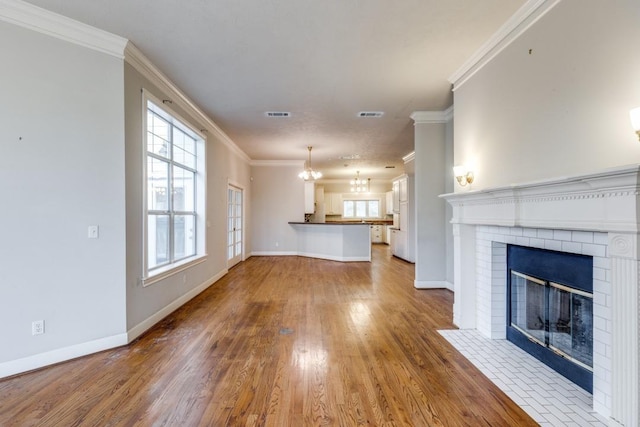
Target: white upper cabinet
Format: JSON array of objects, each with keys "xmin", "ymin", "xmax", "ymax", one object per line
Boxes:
[
  {"xmin": 304, "ymin": 181, "xmax": 315, "ymax": 214},
  {"xmin": 392, "ymin": 180, "xmax": 400, "ymax": 213},
  {"xmin": 399, "ymin": 176, "xmax": 408, "ymax": 203},
  {"xmin": 325, "ymin": 193, "xmax": 343, "ymax": 215},
  {"xmin": 385, "ymin": 191, "xmax": 394, "ymax": 215}
]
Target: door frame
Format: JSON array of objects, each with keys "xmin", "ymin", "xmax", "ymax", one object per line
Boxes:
[{"xmin": 227, "ymin": 181, "xmax": 245, "ymax": 268}]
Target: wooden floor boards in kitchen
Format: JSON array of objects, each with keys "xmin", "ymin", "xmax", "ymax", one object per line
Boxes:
[{"xmin": 0, "ymin": 245, "xmax": 536, "ymax": 426}]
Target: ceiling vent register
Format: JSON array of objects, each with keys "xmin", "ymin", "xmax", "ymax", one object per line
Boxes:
[
  {"xmin": 358, "ymin": 111, "xmax": 384, "ymax": 118},
  {"xmin": 265, "ymin": 112, "xmax": 291, "ymax": 117}
]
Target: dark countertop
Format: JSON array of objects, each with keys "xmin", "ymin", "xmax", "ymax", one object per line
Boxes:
[
  {"xmin": 288, "ymin": 221, "xmax": 371, "ymax": 225},
  {"xmin": 326, "ymin": 221, "xmax": 393, "ymax": 225}
]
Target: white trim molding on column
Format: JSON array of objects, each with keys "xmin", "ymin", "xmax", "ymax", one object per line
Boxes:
[
  {"xmin": 452, "ymin": 223, "xmax": 477, "ymax": 329},
  {"xmin": 410, "ymin": 106, "xmax": 453, "ymax": 124},
  {"xmin": 608, "ymin": 232, "xmax": 640, "ymax": 427}
]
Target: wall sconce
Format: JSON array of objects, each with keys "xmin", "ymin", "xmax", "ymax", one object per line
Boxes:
[
  {"xmin": 453, "ymin": 165, "xmax": 474, "ymax": 187},
  {"xmin": 630, "ymin": 107, "xmax": 640, "ymax": 141}
]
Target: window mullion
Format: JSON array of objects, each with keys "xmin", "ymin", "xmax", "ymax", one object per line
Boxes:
[{"xmin": 168, "ymin": 121, "xmax": 175, "ymax": 265}]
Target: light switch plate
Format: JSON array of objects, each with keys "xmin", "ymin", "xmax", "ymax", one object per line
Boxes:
[{"xmin": 88, "ymin": 225, "xmax": 99, "ymax": 239}]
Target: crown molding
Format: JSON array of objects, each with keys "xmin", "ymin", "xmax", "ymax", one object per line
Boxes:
[
  {"xmin": 443, "ymin": 105, "xmax": 454, "ymax": 122},
  {"xmin": 411, "ymin": 106, "xmax": 453, "ymax": 124},
  {"xmin": 448, "ymin": 0, "xmax": 561, "ymax": 91},
  {"xmin": 0, "ymin": 0, "xmax": 127, "ymax": 58},
  {"xmin": 124, "ymin": 42, "xmax": 250, "ymax": 163},
  {"xmin": 403, "ymin": 151, "xmax": 415, "ymax": 163}
]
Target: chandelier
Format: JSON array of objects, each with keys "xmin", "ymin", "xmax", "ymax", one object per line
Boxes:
[
  {"xmin": 350, "ymin": 171, "xmax": 370, "ymax": 192},
  {"xmin": 298, "ymin": 146, "xmax": 322, "ymax": 180}
]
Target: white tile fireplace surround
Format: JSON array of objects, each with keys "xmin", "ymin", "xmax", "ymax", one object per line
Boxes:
[{"xmin": 441, "ymin": 165, "xmax": 640, "ymax": 427}]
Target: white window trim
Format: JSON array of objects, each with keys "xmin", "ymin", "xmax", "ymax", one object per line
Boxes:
[
  {"xmin": 141, "ymin": 89, "xmax": 207, "ymax": 286},
  {"xmin": 342, "ymin": 197, "xmax": 383, "ymax": 219}
]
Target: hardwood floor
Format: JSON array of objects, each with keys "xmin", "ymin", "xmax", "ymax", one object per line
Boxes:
[{"xmin": 0, "ymin": 245, "xmax": 536, "ymax": 426}]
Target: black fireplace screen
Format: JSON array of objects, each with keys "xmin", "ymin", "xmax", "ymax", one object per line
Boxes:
[{"xmin": 510, "ymin": 271, "xmax": 593, "ymax": 371}]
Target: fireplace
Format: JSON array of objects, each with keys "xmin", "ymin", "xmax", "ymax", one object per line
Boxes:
[
  {"xmin": 442, "ymin": 165, "xmax": 640, "ymax": 425},
  {"xmin": 507, "ymin": 245, "xmax": 593, "ymax": 392}
]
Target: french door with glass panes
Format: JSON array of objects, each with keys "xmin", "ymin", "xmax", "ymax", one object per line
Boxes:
[{"xmin": 227, "ymin": 185, "xmax": 243, "ymax": 267}]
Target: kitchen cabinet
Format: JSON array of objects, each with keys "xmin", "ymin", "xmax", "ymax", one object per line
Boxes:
[
  {"xmin": 395, "ymin": 229, "xmax": 407, "ymax": 259},
  {"xmin": 304, "ymin": 181, "xmax": 315, "ymax": 214},
  {"xmin": 371, "ymin": 224, "xmax": 383, "ymax": 243},
  {"xmin": 399, "ymin": 176, "xmax": 408, "ymax": 202},
  {"xmin": 385, "ymin": 191, "xmax": 394, "ymax": 215},
  {"xmin": 325, "ymin": 193, "xmax": 343, "ymax": 215},
  {"xmin": 392, "ymin": 180, "xmax": 400, "ymax": 213},
  {"xmin": 385, "ymin": 225, "xmax": 392, "ymax": 245},
  {"xmin": 389, "ymin": 227, "xmax": 406, "ymax": 259}
]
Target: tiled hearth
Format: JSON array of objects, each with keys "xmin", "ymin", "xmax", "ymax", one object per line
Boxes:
[
  {"xmin": 441, "ymin": 165, "xmax": 640, "ymax": 426},
  {"xmin": 440, "ymin": 329, "xmax": 608, "ymax": 426}
]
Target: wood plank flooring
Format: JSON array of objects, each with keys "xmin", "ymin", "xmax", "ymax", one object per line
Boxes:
[{"xmin": 0, "ymin": 245, "xmax": 537, "ymax": 426}]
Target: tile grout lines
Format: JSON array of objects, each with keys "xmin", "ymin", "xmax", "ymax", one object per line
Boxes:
[{"xmin": 439, "ymin": 329, "xmax": 608, "ymax": 427}]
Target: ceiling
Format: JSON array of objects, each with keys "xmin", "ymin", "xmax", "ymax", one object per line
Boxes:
[{"xmin": 26, "ymin": 0, "xmax": 524, "ymax": 181}]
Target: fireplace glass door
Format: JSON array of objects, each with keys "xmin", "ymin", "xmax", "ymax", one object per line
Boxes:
[
  {"xmin": 509, "ymin": 271, "xmax": 593, "ymax": 372},
  {"xmin": 510, "ymin": 272, "xmax": 546, "ymax": 345},
  {"xmin": 548, "ymin": 282, "xmax": 593, "ymax": 370}
]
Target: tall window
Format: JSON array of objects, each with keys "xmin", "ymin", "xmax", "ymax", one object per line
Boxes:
[
  {"xmin": 145, "ymin": 95, "xmax": 205, "ymax": 281},
  {"xmin": 342, "ymin": 199, "xmax": 380, "ymax": 219}
]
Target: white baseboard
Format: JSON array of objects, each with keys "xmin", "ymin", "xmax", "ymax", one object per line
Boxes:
[
  {"xmin": 414, "ymin": 280, "xmax": 454, "ymax": 291},
  {"xmin": 297, "ymin": 251, "xmax": 370, "ymax": 262},
  {"xmin": 250, "ymin": 251, "xmax": 298, "ymax": 256},
  {"xmin": 0, "ymin": 333, "xmax": 128, "ymax": 379},
  {"xmin": 0, "ymin": 269, "xmax": 230, "ymax": 380},
  {"xmin": 250, "ymin": 251, "xmax": 370, "ymax": 262},
  {"xmin": 127, "ymin": 269, "xmax": 228, "ymax": 342}
]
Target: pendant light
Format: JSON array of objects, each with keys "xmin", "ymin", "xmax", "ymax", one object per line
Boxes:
[
  {"xmin": 298, "ymin": 146, "xmax": 322, "ymax": 180},
  {"xmin": 350, "ymin": 171, "xmax": 370, "ymax": 192}
]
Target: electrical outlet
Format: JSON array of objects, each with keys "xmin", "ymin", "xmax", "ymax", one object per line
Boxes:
[
  {"xmin": 32, "ymin": 320, "xmax": 44, "ymax": 335},
  {"xmin": 275, "ymin": 241, "xmax": 279, "ymax": 247}
]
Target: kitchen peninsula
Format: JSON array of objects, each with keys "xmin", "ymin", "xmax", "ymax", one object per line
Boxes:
[{"xmin": 288, "ymin": 222, "xmax": 371, "ymax": 262}]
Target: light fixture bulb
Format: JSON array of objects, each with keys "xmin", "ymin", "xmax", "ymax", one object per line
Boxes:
[
  {"xmin": 351, "ymin": 171, "xmax": 366, "ymax": 192},
  {"xmin": 453, "ymin": 165, "xmax": 474, "ymax": 187}
]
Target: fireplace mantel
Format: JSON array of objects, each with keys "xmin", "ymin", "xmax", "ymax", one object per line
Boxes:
[
  {"xmin": 440, "ymin": 164, "xmax": 640, "ymax": 233},
  {"xmin": 441, "ymin": 164, "xmax": 640, "ymax": 426}
]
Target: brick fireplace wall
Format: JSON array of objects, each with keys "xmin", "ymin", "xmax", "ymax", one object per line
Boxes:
[{"xmin": 473, "ymin": 225, "xmax": 611, "ymax": 414}]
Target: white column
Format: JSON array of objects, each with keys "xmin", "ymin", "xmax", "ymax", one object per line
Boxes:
[
  {"xmin": 452, "ymin": 223, "xmax": 477, "ymax": 329},
  {"xmin": 411, "ymin": 111, "xmax": 449, "ymax": 288},
  {"xmin": 609, "ymin": 233, "xmax": 639, "ymax": 427}
]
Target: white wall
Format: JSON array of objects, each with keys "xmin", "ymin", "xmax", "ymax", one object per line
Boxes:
[
  {"xmin": 0, "ymin": 22, "xmax": 126, "ymax": 367},
  {"xmin": 124, "ymin": 60, "xmax": 252, "ymax": 333},
  {"xmin": 250, "ymin": 165, "xmax": 304, "ymax": 254},
  {"xmin": 0, "ymin": 10, "xmax": 253, "ymax": 376},
  {"xmin": 453, "ymin": 0, "xmax": 640, "ymax": 190}
]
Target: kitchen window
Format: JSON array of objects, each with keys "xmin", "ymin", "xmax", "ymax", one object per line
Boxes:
[
  {"xmin": 342, "ymin": 199, "xmax": 380, "ymax": 219},
  {"xmin": 143, "ymin": 92, "xmax": 206, "ymax": 285}
]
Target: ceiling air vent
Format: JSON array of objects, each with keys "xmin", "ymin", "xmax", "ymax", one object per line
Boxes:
[
  {"xmin": 358, "ymin": 111, "xmax": 384, "ymax": 118},
  {"xmin": 385, "ymin": 165, "xmax": 396, "ymax": 169},
  {"xmin": 265, "ymin": 112, "xmax": 291, "ymax": 117}
]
